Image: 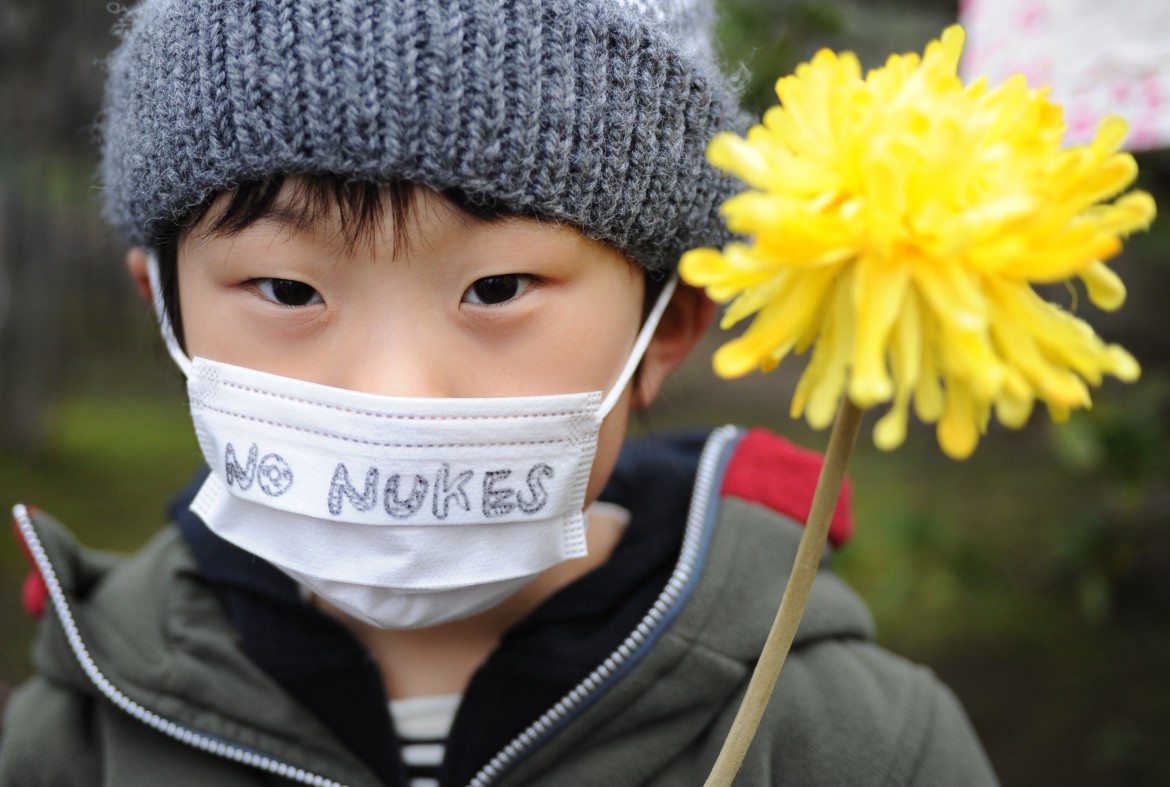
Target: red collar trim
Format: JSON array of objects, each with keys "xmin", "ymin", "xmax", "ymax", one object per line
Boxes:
[
  {"xmin": 12, "ymin": 506, "xmax": 49, "ymax": 618},
  {"xmin": 719, "ymin": 428, "xmax": 853, "ymax": 547}
]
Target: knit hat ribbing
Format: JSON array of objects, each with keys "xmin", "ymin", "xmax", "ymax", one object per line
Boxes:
[{"xmin": 100, "ymin": 0, "xmax": 744, "ymax": 272}]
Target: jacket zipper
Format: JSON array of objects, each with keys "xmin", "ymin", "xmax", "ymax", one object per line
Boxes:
[
  {"xmin": 465, "ymin": 425, "xmax": 741, "ymax": 787},
  {"xmin": 12, "ymin": 502, "xmax": 349, "ymax": 787}
]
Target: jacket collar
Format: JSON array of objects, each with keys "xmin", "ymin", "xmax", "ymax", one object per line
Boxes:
[{"xmin": 12, "ymin": 503, "xmax": 384, "ymax": 787}]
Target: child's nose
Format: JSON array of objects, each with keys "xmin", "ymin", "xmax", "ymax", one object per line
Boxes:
[{"xmin": 334, "ymin": 334, "xmax": 455, "ymax": 400}]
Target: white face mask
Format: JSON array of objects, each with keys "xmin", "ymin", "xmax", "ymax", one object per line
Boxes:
[{"xmin": 148, "ymin": 256, "xmax": 676, "ymax": 629}]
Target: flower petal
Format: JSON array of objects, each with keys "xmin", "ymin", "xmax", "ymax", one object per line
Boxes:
[
  {"xmin": 937, "ymin": 381, "xmax": 985, "ymax": 459},
  {"xmin": 850, "ymin": 256, "xmax": 910, "ymax": 407},
  {"xmin": 1079, "ymin": 261, "xmax": 1126, "ymax": 311}
]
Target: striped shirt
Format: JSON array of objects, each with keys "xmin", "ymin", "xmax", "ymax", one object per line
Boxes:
[{"xmin": 388, "ymin": 693, "xmax": 462, "ymax": 787}]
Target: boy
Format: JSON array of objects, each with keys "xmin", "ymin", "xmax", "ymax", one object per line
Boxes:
[{"xmin": 1, "ymin": 0, "xmax": 998, "ymax": 785}]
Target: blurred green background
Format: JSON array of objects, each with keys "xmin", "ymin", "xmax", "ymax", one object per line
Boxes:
[{"xmin": 2, "ymin": 1, "xmax": 1169, "ymax": 784}]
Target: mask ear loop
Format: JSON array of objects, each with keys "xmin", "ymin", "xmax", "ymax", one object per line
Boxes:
[
  {"xmin": 597, "ymin": 274, "xmax": 679, "ymax": 419},
  {"xmin": 146, "ymin": 252, "xmax": 194, "ymax": 378}
]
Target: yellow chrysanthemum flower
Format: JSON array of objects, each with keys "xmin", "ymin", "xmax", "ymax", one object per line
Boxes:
[{"xmin": 680, "ymin": 25, "xmax": 1155, "ymax": 459}]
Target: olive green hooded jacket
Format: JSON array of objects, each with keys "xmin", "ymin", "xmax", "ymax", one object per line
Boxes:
[{"xmin": 0, "ymin": 427, "xmax": 998, "ymax": 786}]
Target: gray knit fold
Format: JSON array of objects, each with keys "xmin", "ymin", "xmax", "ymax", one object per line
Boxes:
[{"xmin": 100, "ymin": 0, "xmax": 745, "ymax": 272}]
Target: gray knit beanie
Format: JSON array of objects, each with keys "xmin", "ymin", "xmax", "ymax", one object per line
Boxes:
[{"xmin": 100, "ymin": 0, "xmax": 744, "ymax": 272}]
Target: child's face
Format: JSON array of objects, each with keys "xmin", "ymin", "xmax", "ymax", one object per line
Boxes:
[{"xmin": 176, "ymin": 181, "xmax": 647, "ymax": 506}]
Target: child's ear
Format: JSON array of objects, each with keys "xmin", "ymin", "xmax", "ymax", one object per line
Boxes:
[
  {"xmin": 633, "ymin": 283, "xmax": 717, "ymax": 409},
  {"xmin": 125, "ymin": 247, "xmax": 152, "ymax": 302}
]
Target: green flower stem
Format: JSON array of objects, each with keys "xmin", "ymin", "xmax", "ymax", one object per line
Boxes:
[{"xmin": 704, "ymin": 398, "xmax": 863, "ymax": 786}]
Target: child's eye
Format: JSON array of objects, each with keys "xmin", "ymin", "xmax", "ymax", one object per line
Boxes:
[
  {"xmin": 461, "ymin": 274, "xmax": 536, "ymax": 306},
  {"xmin": 253, "ymin": 278, "xmax": 324, "ymax": 307}
]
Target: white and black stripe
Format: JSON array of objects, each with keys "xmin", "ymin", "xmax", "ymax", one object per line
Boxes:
[{"xmin": 388, "ymin": 694, "xmax": 461, "ymax": 787}]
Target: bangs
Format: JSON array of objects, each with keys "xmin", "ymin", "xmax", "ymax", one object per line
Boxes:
[{"xmin": 178, "ymin": 175, "xmax": 514, "ymax": 258}]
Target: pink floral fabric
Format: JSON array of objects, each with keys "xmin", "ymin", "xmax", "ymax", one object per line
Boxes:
[{"xmin": 960, "ymin": 0, "xmax": 1170, "ymax": 150}]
